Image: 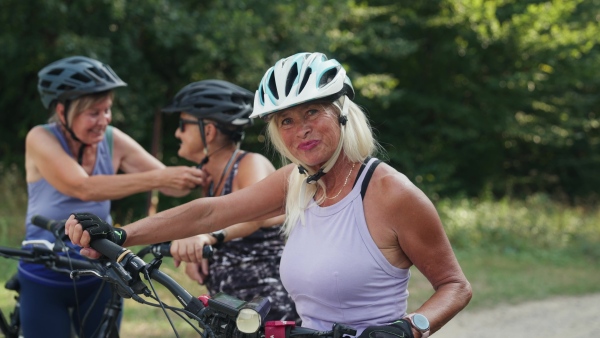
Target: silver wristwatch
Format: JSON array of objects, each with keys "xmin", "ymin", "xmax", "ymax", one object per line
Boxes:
[{"xmin": 403, "ymin": 313, "xmax": 430, "ymax": 338}]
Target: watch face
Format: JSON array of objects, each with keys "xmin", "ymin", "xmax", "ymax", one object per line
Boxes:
[{"xmin": 413, "ymin": 313, "xmax": 430, "ymax": 331}]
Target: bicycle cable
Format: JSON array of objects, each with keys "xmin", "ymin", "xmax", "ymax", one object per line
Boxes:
[{"xmin": 143, "ymin": 269, "xmax": 181, "ymax": 338}]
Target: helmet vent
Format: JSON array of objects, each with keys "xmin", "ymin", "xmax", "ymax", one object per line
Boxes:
[
  {"xmin": 71, "ymin": 73, "xmax": 91, "ymax": 83},
  {"xmin": 258, "ymin": 85, "xmax": 265, "ymax": 105},
  {"xmin": 87, "ymin": 67, "xmax": 105, "ymax": 80},
  {"xmin": 40, "ymin": 80, "xmax": 52, "ymax": 89},
  {"xmin": 48, "ymin": 68, "xmax": 64, "ymax": 76},
  {"xmin": 285, "ymin": 64, "xmax": 299, "ymax": 96},
  {"xmin": 319, "ymin": 67, "xmax": 338, "ymax": 88},
  {"xmin": 268, "ymin": 72, "xmax": 279, "ymax": 100},
  {"xmin": 299, "ymin": 68, "xmax": 312, "ymax": 94},
  {"xmin": 57, "ymin": 84, "xmax": 76, "ymax": 91},
  {"xmin": 194, "ymin": 103, "xmax": 213, "ymax": 109}
]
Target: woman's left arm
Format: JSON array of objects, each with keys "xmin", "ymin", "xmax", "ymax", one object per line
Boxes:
[{"xmin": 365, "ymin": 164, "xmax": 472, "ymax": 336}]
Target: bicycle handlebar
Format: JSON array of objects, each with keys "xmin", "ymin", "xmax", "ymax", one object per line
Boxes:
[
  {"xmin": 0, "ymin": 215, "xmax": 100, "ymax": 272},
  {"xmin": 137, "ymin": 241, "xmax": 214, "ymax": 260},
  {"xmin": 0, "ymin": 246, "xmax": 99, "ymax": 271}
]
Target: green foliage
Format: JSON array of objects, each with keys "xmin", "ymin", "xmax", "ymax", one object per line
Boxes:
[
  {"xmin": 1, "ymin": 0, "xmax": 599, "ymax": 218},
  {"xmin": 438, "ymin": 193, "xmax": 600, "ymax": 260},
  {"xmin": 0, "ymin": 164, "xmax": 26, "ymax": 247}
]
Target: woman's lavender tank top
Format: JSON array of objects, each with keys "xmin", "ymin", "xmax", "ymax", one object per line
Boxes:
[
  {"xmin": 279, "ymin": 158, "xmax": 410, "ymax": 336},
  {"xmin": 20, "ymin": 123, "xmax": 114, "ymax": 286}
]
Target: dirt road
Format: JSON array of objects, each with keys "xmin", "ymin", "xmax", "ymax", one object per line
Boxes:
[{"xmin": 433, "ymin": 293, "xmax": 600, "ymax": 338}]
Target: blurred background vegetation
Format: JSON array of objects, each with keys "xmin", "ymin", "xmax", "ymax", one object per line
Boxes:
[
  {"xmin": 1, "ymin": 1, "xmax": 600, "ymax": 334},
  {"xmin": 1, "ymin": 0, "xmax": 598, "ymax": 222}
]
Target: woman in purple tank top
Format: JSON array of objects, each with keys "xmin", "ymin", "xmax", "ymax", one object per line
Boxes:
[
  {"xmin": 67, "ymin": 53, "xmax": 472, "ymax": 338},
  {"xmin": 21, "ymin": 56, "xmax": 207, "ymax": 338},
  {"xmin": 161, "ymin": 80, "xmax": 297, "ymax": 321}
]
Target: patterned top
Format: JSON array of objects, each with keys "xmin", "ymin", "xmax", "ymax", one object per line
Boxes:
[{"xmin": 206, "ymin": 151, "xmax": 297, "ymax": 321}]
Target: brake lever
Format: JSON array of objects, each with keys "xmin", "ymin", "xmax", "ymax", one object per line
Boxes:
[
  {"xmin": 22, "ymin": 239, "xmax": 55, "ymax": 251},
  {"xmin": 71, "ymin": 269, "xmax": 104, "ymax": 279}
]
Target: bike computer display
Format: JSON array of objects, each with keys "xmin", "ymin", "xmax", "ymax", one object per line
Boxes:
[{"xmin": 208, "ymin": 292, "xmax": 248, "ymax": 317}]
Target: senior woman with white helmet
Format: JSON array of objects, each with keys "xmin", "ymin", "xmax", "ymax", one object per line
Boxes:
[{"xmin": 66, "ymin": 52, "xmax": 472, "ymax": 338}]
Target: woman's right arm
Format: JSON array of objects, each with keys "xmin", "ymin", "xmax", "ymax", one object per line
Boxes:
[
  {"xmin": 26, "ymin": 126, "xmax": 205, "ymax": 201},
  {"xmin": 66, "ymin": 164, "xmax": 294, "ymax": 256}
]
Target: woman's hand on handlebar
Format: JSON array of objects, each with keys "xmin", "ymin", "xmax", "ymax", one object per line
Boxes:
[
  {"xmin": 170, "ymin": 235, "xmax": 213, "ymax": 264},
  {"xmin": 64, "ymin": 214, "xmax": 103, "ymax": 259}
]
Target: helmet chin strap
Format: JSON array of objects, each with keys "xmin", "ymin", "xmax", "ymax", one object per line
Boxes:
[
  {"xmin": 60, "ymin": 101, "xmax": 90, "ymax": 165},
  {"xmin": 195, "ymin": 121, "xmax": 231, "ymax": 170},
  {"xmin": 297, "ymin": 95, "xmax": 350, "ymax": 184}
]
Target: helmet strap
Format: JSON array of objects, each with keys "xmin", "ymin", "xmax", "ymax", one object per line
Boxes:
[
  {"xmin": 60, "ymin": 100, "xmax": 89, "ymax": 165},
  {"xmin": 196, "ymin": 120, "xmax": 210, "ymax": 169}
]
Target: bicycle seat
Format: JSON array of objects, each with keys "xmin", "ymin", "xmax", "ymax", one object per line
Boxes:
[{"xmin": 5, "ymin": 273, "xmax": 20, "ymax": 292}]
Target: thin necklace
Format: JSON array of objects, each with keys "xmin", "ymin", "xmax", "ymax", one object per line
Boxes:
[{"xmin": 325, "ymin": 162, "xmax": 356, "ymax": 200}]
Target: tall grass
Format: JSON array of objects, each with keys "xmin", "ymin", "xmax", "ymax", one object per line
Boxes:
[
  {"xmin": 438, "ymin": 194, "xmax": 600, "ymax": 261},
  {"xmin": 0, "ymin": 164, "xmax": 26, "ymax": 247}
]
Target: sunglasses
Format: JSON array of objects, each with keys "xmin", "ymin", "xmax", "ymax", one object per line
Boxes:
[{"xmin": 179, "ymin": 118, "xmax": 201, "ymax": 132}]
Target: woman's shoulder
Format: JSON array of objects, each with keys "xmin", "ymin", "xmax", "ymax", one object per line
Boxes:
[
  {"xmin": 367, "ymin": 162, "xmax": 424, "ymax": 203},
  {"xmin": 26, "ymin": 124, "xmax": 57, "ymax": 145},
  {"xmin": 237, "ymin": 151, "xmax": 277, "ymax": 171}
]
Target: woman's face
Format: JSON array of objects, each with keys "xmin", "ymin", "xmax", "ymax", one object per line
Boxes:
[
  {"xmin": 274, "ymin": 102, "xmax": 340, "ymax": 169},
  {"xmin": 70, "ymin": 96, "xmax": 113, "ymax": 145},
  {"xmin": 175, "ymin": 112, "xmax": 204, "ymax": 163}
]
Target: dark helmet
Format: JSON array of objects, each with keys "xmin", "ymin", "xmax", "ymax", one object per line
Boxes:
[
  {"xmin": 37, "ymin": 56, "xmax": 127, "ymax": 109},
  {"xmin": 161, "ymin": 80, "xmax": 254, "ymax": 127}
]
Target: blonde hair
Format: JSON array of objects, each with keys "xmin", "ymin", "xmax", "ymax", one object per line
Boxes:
[
  {"xmin": 49, "ymin": 91, "xmax": 114, "ymax": 125},
  {"xmin": 266, "ymin": 97, "xmax": 379, "ymax": 236}
]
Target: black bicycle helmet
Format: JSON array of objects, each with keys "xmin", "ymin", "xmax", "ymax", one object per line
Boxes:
[
  {"xmin": 37, "ymin": 56, "xmax": 127, "ymax": 109},
  {"xmin": 161, "ymin": 79, "xmax": 253, "ymax": 127}
]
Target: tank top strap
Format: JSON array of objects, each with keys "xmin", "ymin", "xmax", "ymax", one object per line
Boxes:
[
  {"xmin": 351, "ymin": 157, "xmax": 382, "ymax": 200},
  {"xmin": 105, "ymin": 125, "xmax": 114, "ymax": 158},
  {"xmin": 220, "ymin": 151, "xmax": 248, "ymax": 196},
  {"xmin": 43, "ymin": 123, "xmax": 70, "ymax": 153}
]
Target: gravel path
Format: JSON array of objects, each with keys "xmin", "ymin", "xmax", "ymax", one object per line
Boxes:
[{"xmin": 433, "ymin": 293, "xmax": 600, "ymax": 338}]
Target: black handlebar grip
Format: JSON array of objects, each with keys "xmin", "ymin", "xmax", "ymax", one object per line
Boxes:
[
  {"xmin": 155, "ymin": 243, "xmax": 213, "ymax": 259},
  {"xmin": 31, "ymin": 215, "xmax": 63, "ymax": 233},
  {"xmin": 155, "ymin": 243, "xmax": 172, "ymax": 257},
  {"xmin": 90, "ymin": 239, "xmax": 127, "ymax": 261},
  {"xmin": 203, "ymin": 245, "xmax": 214, "ymax": 259}
]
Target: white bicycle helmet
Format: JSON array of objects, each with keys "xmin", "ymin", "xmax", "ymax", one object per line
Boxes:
[{"xmin": 251, "ymin": 52, "xmax": 354, "ymax": 119}]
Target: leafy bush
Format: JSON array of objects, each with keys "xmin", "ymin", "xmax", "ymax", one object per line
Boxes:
[{"xmin": 438, "ymin": 194, "xmax": 600, "ymax": 260}]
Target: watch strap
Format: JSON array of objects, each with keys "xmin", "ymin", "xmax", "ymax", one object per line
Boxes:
[{"xmin": 210, "ymin": 230, "xmax": 226, "ymax": 248}]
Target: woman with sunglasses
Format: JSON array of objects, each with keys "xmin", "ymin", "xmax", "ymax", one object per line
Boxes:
[
  {"xmin": 161, "ymin": 79, "xmax": 297, "ymax": 321},
  {"xmin": 21, "ymin": 56, "xmax": 205, "ymax": 338}
]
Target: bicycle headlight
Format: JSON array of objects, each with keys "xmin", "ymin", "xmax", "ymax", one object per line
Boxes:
[{"xmin": 235, "ymin": 296, "xmax": 271, "ymax": 333}]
